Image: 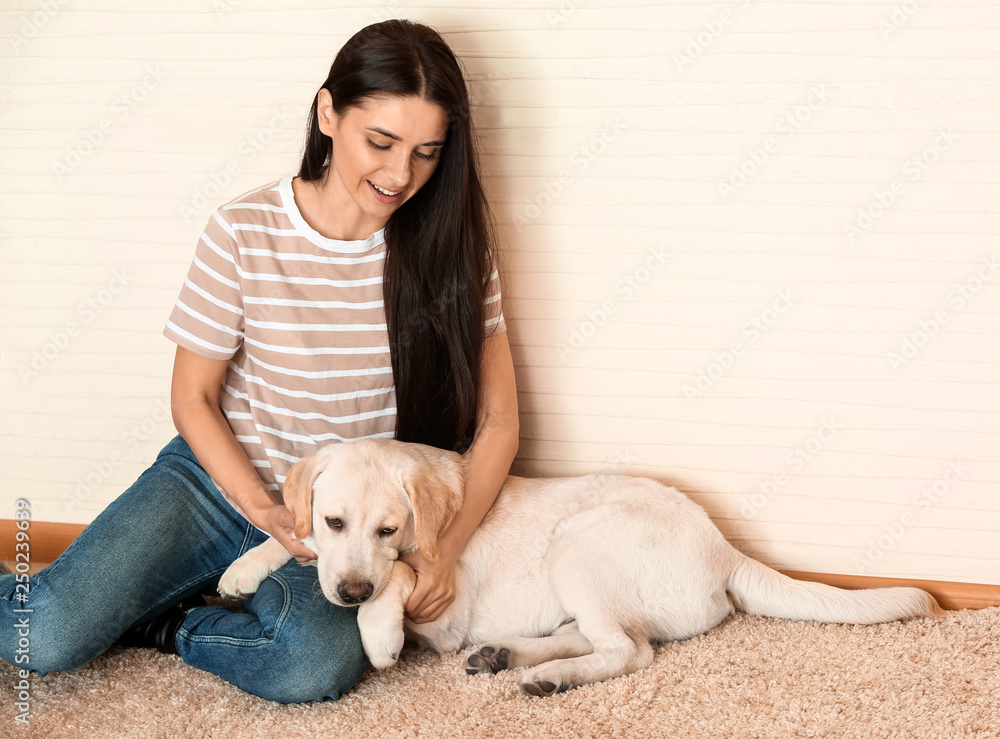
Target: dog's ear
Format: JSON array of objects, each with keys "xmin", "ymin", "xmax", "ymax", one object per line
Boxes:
[
  {"xmin": 401, "ymin": 448, "xmax": 464, "ymax": 561},
  {"xmin": 283, "ymin": 451, "xmax": 329, "ymax": 541}
]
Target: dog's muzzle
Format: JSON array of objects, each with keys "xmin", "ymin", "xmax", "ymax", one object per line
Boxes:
[{"xmin": 337, "ymin": 579, "xmax": 374, "ymax": 604}]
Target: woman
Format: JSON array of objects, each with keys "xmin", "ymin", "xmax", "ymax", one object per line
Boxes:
[{"xmin": 0, "ymin": 19, "xmax": 518, "ymax": 703}]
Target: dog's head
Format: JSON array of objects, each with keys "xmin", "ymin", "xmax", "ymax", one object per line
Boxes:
[{"xmin": 282, "ymin": 438, "xmax": 464, "ymax": 607}]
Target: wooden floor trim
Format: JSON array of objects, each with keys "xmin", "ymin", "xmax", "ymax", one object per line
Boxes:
[
  {"xmin": 2, "ymin": 519, "xmax": 998, "ymax": 610},
  {"xmin": 2, "ymin": 520, "xmax": 89, "ymax": 567},
  {"xmin": 780, "ymin": 570, "xmax": 1000, "ymax": 611}
]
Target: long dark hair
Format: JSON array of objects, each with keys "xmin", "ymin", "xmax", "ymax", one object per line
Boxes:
[{"xmin": 299, "ymin": 19, "xmax": 498, "ymax": 452}]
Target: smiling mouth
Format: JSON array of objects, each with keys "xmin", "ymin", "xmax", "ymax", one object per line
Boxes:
[{"xmin": 369, "ymin": 181, "xmax": 402, "ymax": 197}]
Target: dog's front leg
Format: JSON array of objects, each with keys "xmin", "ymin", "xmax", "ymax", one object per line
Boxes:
[
  {"xmin": 218, "ymin": 538, "xmax": 292, "ymax": 598},
  {"xmin": 357, "ymin": 560, "xmax": 417, "ymax": 669}
]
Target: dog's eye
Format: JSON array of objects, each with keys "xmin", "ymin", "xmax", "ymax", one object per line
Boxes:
[
  {"xmin": 379, "ymin": 526, "xmax": 397, "ymax": 537},
  {"xmin": 326, "ymin": 517, "xmax": 342, "ymax": 530}
]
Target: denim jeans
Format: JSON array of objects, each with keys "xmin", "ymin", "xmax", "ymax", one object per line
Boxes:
[{"xmin": 0, "ymin": 435, "xmax": 368, "ymax": 703}]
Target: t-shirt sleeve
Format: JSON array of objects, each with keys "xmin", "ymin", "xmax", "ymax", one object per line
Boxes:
[
  {"xmin": 163, "ymin": 211, "xmax": 245, "ymax": 360},
  {"xmin": 483, "ymin": 265, "xmax": 507, "ymax": 337}
]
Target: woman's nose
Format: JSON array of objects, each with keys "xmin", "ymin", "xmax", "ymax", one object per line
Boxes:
[{"xmin": 384, "ymin": 152, "xmax": 411, "ymax": 190}]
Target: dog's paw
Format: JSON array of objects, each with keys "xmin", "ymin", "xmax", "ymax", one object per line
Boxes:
[
  {"xmin": 361, "ymin": 627, "xmax": 405, "ymax": 670},
  {"xmin": 465, "ymin": 645, "xmax": 510, "ymax": 675},
  {"xmin": 217, "ymin": 558, "xmax": 270, "ymax": 599},
  {"xmin": 522, "ymin": 669, "xmax": 567, "ymax": 697}
]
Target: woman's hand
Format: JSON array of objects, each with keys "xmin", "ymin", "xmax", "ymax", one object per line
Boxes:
[
  {"xmin": 259, "ymin": 504, "xmax": 317, "ymax": 563},
  {"xmin": 400, "ymin": 548, "xmax": 457, "ymax": 623},
  {"xmin": 397, "ymin": 332, "xmax": 519, "ymax": 625}
]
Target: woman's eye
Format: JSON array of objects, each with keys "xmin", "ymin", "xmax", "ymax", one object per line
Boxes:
[
  {"xmin": 380, "ymin": 527, "xmax": 397, "ymax": 537},
  {"xmin": 326, "ymin": 517, "xmax": 342, "ymax": 530},
  {"xmin": 367, "ymin": 139, "xmax": 436, "ymax": 161}
]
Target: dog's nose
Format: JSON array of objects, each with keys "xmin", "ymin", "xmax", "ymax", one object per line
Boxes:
[{"xmin": 337, "ymin": 579, "xmax": 374, "ymax": 604}]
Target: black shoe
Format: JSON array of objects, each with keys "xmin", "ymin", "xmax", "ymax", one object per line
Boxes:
[{"xmin": 115, "ymin": 595, "xmax": 205, "ymax": 654}]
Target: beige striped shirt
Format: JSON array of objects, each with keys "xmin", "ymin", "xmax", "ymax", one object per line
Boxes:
[{"xmin": 164, "ymin": 174, "xmax": 505, "ymax": 522}]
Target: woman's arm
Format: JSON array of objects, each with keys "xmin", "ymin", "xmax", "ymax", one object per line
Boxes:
[
  {"xmin": 402, "ymin": 330, "xmax": 519, "ymax": 623},
  {"xmin": 170, "ymin": 345, "xmax": 317, "ymax": 561}
]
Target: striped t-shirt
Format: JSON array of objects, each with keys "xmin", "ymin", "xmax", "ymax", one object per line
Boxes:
[{"xmin": 164, "ymin": 174, "xmax": 506, "ymax": 521}]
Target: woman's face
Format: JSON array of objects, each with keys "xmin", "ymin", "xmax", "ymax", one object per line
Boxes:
[{"xmin": 317, "ymin": 91, "xmax": 449, "ymax": 234}]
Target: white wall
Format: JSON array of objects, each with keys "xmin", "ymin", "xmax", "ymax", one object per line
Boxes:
[{"xmin": 2, "ymin": 1, "xmax": 997, "ymax": 585}]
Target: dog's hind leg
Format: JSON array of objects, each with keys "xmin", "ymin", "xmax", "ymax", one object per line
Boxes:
[
  {"xmin": 465, "ymin": 620, "xmax": 593, "ymax": 675},
  {"xmin": 517, "ymin": 520, "xmax": 659, "ymax": 696},
  {"xmin": 520, "ymin": 618, "xmax": 654, "ymax": 697}
]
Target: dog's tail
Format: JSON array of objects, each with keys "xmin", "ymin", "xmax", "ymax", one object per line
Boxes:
[{"xmin": 726, "ymin": 553, "xmax": 943, "ymax": 624}]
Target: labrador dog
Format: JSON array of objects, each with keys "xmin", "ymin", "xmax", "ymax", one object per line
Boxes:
[{"xmin": 218, "ymin": 438, "xmax": 942, "ymax": 696}]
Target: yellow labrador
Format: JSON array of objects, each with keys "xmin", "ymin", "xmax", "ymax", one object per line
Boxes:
[{"xmin": 218, "ymin": 439, "xmax": 941, "ymax": 696}]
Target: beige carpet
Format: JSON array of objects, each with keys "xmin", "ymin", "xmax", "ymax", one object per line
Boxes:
[{"xmin": 3, "ymin": 608, "xmax": 998, "ymax": 738}]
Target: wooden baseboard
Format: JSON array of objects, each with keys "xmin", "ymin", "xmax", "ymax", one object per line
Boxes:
[
  {"xmin": 2, "ymin": 520, "xmax": 89, "ymax": 566},
  {"xmin": 781, "ymin": 570, "xmax": 1000, "ymax": 611},
  {"xmin": 3, "ymin": 519, "xmax": 998, "ymax": 610}
]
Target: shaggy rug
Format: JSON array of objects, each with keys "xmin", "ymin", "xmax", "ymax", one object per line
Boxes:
[{"xmin": 2, "ymin": 606, "xmax": 998, "ymax": 738}]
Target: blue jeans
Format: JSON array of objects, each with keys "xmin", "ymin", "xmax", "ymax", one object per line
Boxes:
[{"xmin": 0, "ymin": 435, "xmax": 368, "ymax": 703}]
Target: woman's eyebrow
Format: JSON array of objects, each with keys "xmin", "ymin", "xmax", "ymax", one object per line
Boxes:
[{"xmin": 366, "ymin": 126, "xmax": 446, "ymax": 147}]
